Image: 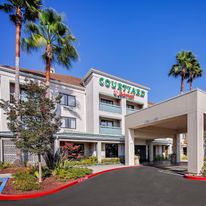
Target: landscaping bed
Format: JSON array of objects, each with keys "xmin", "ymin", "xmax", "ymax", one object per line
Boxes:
[
  {"xmin": 0, "ymin": 156, "xmax": 121, "ymax": 195},
  {"xmin": 0, "ymin": 168, "xmax": 18, "ymax": 174},
  {"xmin": 2, "ymin": 176, "xmax": 67, "ymax": 194},
  {"xmin": 0, "ymin": 161, "xmax": 93, "ymax": 195}
]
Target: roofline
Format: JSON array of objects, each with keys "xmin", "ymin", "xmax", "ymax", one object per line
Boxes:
[
  {"xmin": 83, "ymin": 68, "xmax": 150, "ymax": 91},
  {"xmin": 126, "ymin": 88, "xmax": 203, "ymax": 118},
  {"xmin": 0, "ymin": 66, "xmax": 85, "ymax": 91}
]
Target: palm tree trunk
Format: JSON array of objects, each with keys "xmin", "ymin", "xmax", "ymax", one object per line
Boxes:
[
  {"xmin": 180, "ymin": 74, "xmax": 184, "ymax": 94},
  {"xmin": 45, "ymin": 57, "xmax": 51, "ymax": 97},
  {"xmin": 46, "ymin": 58, "xmax": 51, "ymax": 86},
  {"xmin": 15, "ymin": 7, "xmax": 22, "ymax": 164},
  {"xmin": 15, "ymin": 6, "xmax": 22, "ymax": 103},
  {"xmin": 190, "ymin": 80, "xmax": 193, "ymax": 91},
  {"xmin": 45, "ymin": 44, "xmax": 52, "ymax": 98}
]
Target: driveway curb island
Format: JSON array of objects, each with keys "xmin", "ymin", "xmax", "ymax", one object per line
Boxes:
[
  {"xmin": 184, "ymin": 174, "xmax": 206, "ymax": 181},
  {"xmin": 0, "ymin": 166, "xmax": 138, "ymax": 201}
]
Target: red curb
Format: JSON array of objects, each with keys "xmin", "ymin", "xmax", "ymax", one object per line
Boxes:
[
  {"xmin": 184, "ymin": 174, "xmax": 206, "ymax": 181},
  {"xmin": 0, "ymin": 166, "xmax": 138, "ymax": 201}
]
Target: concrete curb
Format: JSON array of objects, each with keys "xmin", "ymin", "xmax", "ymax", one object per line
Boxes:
[
  {"xmin": 184, "ymin": 174, "xmax": 206, "ymax": 181},
  {"xmin": 0, "ymin": 166, "xmax": 138, "ymax": 201}
]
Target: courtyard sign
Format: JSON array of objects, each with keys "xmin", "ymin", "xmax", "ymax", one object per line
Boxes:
[{"xmin": 99, "ymin": 77, "xmax": 145, "ymax": 99}]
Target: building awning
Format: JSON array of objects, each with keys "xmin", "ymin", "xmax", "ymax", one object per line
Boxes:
[{"xmin": 0, "ymin": 131, "xmax": 125, "ymax": 142}]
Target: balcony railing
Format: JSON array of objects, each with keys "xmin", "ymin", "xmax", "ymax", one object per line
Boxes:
[
  {"xmin": 126, "ymin": 108, "xmax": 138, "ymax": 114},
  {"xmin": 99, "ymin": 125, "xmax": 122, "ymax": 135},
  {"xmin": 99, "ymin": 102, "xmax": 122, "ymax": 114}
]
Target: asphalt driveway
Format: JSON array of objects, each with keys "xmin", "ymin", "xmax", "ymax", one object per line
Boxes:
[{"xmin": 1, "ymin": 166, "xmax": 206, "ymax": 206}]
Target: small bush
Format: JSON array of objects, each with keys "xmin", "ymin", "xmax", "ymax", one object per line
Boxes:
[
  {"xmin": 54, "ymin": 156, "xmax": 98, "ymax": 169},
  {"xmin": 79, "ymin": 156, "xmax": 97, "ymax": 166},
  {"xmin": 181, "ymin": 155, "xmax": 188, "ymax": 161},
  {"xmin": 53, "ymin": 167, "xmax": 92, "ymax": 181},
  {"xmin": 0, "ymin": 161, "xmax": 14, "ymax": 169},
  {"xmin": 203, "ymin": 169, "xmax": 206, "ymax": 177},
  {"xmin": 56, "ymin": 159, "xmax": 77, "ymax": 169},
  {"xmin": 154, "ymin": 155, "xmax": 165, "ymax": 161},
  {"xmin": 13, "ymin": 171, "xmax": 40, "ymax": 191},
  {"xmin": 44, "ymin": 149, "xmax": 68, "ymax": 170},
  {"xmin": 33, "ymin": 168, "xmax": 51, "ymax": 179},
  {"xmin": 101, "ymin": 158, "xmax": 120, "ymax": 165},
  {"xmin": 202, "ymin": 162, "xmax": 206, "ymax": 177}
]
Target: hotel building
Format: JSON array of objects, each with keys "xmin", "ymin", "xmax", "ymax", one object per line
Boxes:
[{"xmin": 0, "ymin": 65, "xmax": 172, "ymax": 163}]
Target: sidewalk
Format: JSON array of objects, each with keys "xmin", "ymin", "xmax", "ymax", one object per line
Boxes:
[
  {"xmin": 0, "ymin": 174, "xmax": 12, "ymax": 178},
  {"xmin": 88, "ymin": 164, "xmax": 128, "ymax": 173},
  {"xmin": 143, "ymin": 161, "xmax": 187, "ymax": 175}
]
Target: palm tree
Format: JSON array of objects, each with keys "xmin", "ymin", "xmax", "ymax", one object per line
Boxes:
[
  {"xmin": 22, "ymin": 8, "xmax": 79, "ymax": 96},
  {"xmin": 168, "ymin": 51, "xmax": 194, "ymax": 94},
  {"xmin": 0, "ymin": 0, "xmax": 42, "ymax": 103},
  {"xmin": 187, "ymin": 58, "xmax": 203, "ymax": 90}
]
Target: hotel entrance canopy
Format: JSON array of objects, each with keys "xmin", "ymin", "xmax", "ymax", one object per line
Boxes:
[{"xmin": 125, "ymin": 89, "xmax": 206, "ymax": 174}]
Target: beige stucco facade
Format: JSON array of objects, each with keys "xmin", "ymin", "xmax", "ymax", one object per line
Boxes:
[
  {"xmin": 125, "ymin": 89, "xmax": 206, "ymax": 174},
  {"xmin": 0, "ymin": 65, "xmax": 172, "ymax": 163}
]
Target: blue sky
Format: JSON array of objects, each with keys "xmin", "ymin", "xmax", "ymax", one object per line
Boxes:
[{"xmin": 0, "ymin": 0, "xmax": 206, "ymax": 102}]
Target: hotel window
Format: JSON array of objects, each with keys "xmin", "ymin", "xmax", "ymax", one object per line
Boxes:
[
  {"xmin": 62, "ymin": 117, "xmax": 76, "ymax": 129},
  {"xmin": 105, "ymin": 144, "xmax": 118, "ymax": 158},
  {"xmin": 101, "ymin": 98, "xmax": 113, "ymax": 105},
  {"xmin": 10, "ymin": 83, "xmax": 15, "ymax": 103},
  {"xmin": 100, "ymin": 120, "xmax": 114, "ymax": 127},
  {"xmin": 60, "ymin": 93, "xmax": 76, "ymax": 107},
  {"xmin": 183, "ymin": 147, "xmax": 187, "ymax": 156},
  {"xmin": 10, "ymin": 83, "xmax": 27, "ymax": 102}
]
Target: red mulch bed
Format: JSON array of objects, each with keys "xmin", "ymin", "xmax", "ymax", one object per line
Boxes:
[
  {"xmin": 0, "ymin": 167, "xmax": 19, "ymax": 174},
  {"xmin": 2, "ymin": 176, "xmax": 69, "ymax": 195},
  {"xmin": 0, "ymin": 167, "xmax": 71, "ymax": 195}
]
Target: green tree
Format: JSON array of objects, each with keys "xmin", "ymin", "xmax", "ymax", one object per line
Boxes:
[
  {"xmin": 168, "ymin": 51, "xmax": 194, "ymax": 94},
  {"xmin": 0, "ymin": 80, "xmax": 62, "ymax": 182},
  {"xmin": 187, "ymin": 58, "xmax": 203, "ymax": 90},
  {"xmin": 0, "ymin": 0, "xmax": 42, "ymax": 103},
  {"xmin": 22, "ymin": 8, "xmax": 79, "ymax": 95}
]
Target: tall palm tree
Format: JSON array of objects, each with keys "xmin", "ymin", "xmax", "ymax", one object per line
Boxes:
[
  {"xmin": 22, "ymin": 8, "xmax": 79, "ymax": 96},
  {"xmin": 187, "ymin": 58, "xmax": 203, "ymax": 90},
  {"xmin": 0, "ymin": 0, "xmax": 42, "ymax": 103},
  {"xmin": 168, "ymin": 51, "xmax": 194, "ymax": 94}
]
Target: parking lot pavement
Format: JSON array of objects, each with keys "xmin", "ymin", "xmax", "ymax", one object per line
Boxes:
[{"xmin": 1, "ymin": 166, "xmax": 206, "ymax": 206}]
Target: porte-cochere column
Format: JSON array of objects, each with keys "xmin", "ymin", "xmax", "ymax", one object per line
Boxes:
[
  {"xmin": 187, "ymin": 111, "xmax": 204, "ymax": 175},
  {"xmin": 125, "ymin": 129, "xmax": 135, "ymax": 165}
]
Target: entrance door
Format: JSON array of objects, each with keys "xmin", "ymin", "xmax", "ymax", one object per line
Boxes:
[{"xmin": 135, "ymin": 145, "xmax": 147, "ymax": 162}]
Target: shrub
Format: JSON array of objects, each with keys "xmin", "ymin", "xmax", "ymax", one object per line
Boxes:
[
  {"xmin": 79, "ymin": 156, "xmax": 97, "ymax": 166},
  {"xmin": 203, "ymin": 169, "xmax": 206, "ymax": 177},
  {"xmin": 67, "ymin": 167, "xmax": 92, "ymax": 179},
  {"xmin": 32, "ymin": 168, "xmax": 51, "ymax": 179},
  {"xmin": 202, "ymin": 162, "xmax": 206, "ymax": 177},
  {"xmin": 154, "ymin": 155, "xmax": 165, "ymax": 161},
  {"xmin": 101, "ymin": 158, "xmax": 120, "ymax": 165},
  {"xmin": 55, "ymin": 159, "xmax": 77, "ymax": 169},
  {"xmin": 13, "ymin": 171, "xmax": 40, "ymax": 191},
  {"xmin": 54, "ymin": 156, "xmax": 98, "ymax": 169},
  {"xmin": 62, "ymin": 143, "xmax": 83, "ymax": 159},
  {"xmin": 0, "ymin": 161, "xmax": 14, "ymax": 169},
  {"xmin": 181, "ymin": 155, "xmax": 188, "ymax": 161},
  {"xmin": 44, "ymin": 149, "xmax": 67, "ymax": 170},
  {"xmin": 53, "ymin": 167, "xmax": 92, "ymax": 181}
]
